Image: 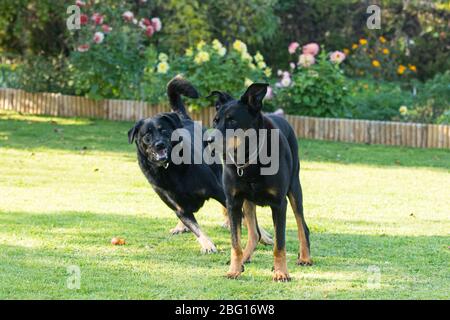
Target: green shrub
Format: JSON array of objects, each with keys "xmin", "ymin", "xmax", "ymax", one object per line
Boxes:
[{"xmin": 272, "ymin": 48, "xmax": 349, "ymax": 118}]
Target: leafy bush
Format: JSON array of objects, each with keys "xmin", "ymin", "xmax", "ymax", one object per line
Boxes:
[
  {"xmin": 151, "ymin": 39, "xmax": 272, "ymax": 109},
  {"xmin": 407, "ymin": 71, "xmax": 450, "ymax": 124},
  {"xmin": 346, "ymin": 80, "xmax": 415, "ymax": 121},
  {"xmin": 344, "ymin": 36, "xmax": 417, "ymax": 81},
  {"xmin": 272, "ymin": 43, "xmax": 349, "ymax": 117},
  {"xmin": 68, "ymin": 3, "xmax": 163, "ymax": 100}
]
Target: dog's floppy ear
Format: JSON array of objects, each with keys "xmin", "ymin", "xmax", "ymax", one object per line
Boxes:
[
  {"xmin": 240, "ymin": 83, "xmax": 268, "ymax": 114},
  {"xmin": 128, "ymin": 119, "xmax": 144, "ymax": 144},
  {"xmin": 207, "ymin": 91, "xmax": 234, "ymax": 110},
  {"xmin": 160, "ymin": 112, "xmax": 183, "ymax": 129}
]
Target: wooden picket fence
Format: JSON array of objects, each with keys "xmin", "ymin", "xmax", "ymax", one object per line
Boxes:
[{"xmin": 0, "ymin": 88, "xmax": 449, "ymax": 149}]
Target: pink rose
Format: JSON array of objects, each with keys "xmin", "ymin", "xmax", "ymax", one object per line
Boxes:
[
  {"xmin": 139, "ymin": 18, "xmax": 151, "ymax": 30},
  {"xmin": 122, "ymin": 11, "xmax": 134, "ymax": 22},
  {"xmin": 101, "ymin": 25, "xmax": 112, "ymax": 33},
  {"xmin": 288, "ymin": 42, "xmax": 299, "ymax": 54},
  {"xmin": 302, "ymin": 43, "xmax": 319, "ymax": 56},
  {"xmin": 145, "ymin": 25, "xmax": 155, "ymax": 38},
  {"xmin": 330, "ymin": 51, "xmax": 346, "ymax": 64},
  {"xmin": 93, "ymin": 32, "xmax": 105, "ymax": 44},
  {"xmin": 75, "ymin": 0, "xmax": 86, "ymax": 7},
  {"xmin": 298, "ymin": 53, "xmax": 315, "ymax": 67},
  {"xmin": 80, "ymin": 14, "xmax": 88, "ymax": 25},
  {"xmin": 151, "ymin": 17, "xmax": 162, "ymax": 32},
  {"xmin": 77, "ymin": 44, "xmax": 90, "ymax": 52},
  {"xmin": 91, "ymin": 13, "xmax": 103, "ymax": 25}
]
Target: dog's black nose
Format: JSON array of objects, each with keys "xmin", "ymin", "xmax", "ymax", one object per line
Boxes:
[{"xmin": 155, "ymin": 141, "xmax": 165, "ymax": 150}]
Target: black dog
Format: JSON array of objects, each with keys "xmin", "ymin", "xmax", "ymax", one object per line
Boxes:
[
  {"xmin": 128, "ymin": 77, "xmax": 272, "ymax": 254},
  {"xmin": 209, "ymin": 83, "xmax": 312, "ymax": 281}
]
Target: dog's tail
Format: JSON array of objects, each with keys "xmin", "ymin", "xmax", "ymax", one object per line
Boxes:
[{"xmin": 167, "ymin": 75, "xmax": 199, "ymax": 120}]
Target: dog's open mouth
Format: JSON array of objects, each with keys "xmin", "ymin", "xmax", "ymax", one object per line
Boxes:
[{"xmin": 153, "ymin": 148, "xmax": 168, "ymax": 161}]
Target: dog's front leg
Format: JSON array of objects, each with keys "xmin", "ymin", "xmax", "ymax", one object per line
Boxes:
[
  {"xmin": 271, "ymin": 199, "xmax": 291, "ymax": 282},
  {"xmin": 175, "ymin": 210, "xmax": 217, "ymax": 254},
  {"xmin": 226, "ymin": 197, "xmax": 244, "ymax": 279}
]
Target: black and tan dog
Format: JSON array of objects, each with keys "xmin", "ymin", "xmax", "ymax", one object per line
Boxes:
[
  {"xmin": 128, "ymin": 76, "xmax": 272, "ymax": 255},
  {"xmin": 209, "ymin": 83, "xmax": 312, "ymax": 281}
]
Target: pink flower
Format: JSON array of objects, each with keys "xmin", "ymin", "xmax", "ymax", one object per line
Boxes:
[
  {"xmin": 91, "ymin": 13, "xmax": 103, "ymax": 25},
  {"xmin": 288, "ymin": 42, "xmax": 299, "ymax": 54},
  {"xmin": 80, "ymin": 14, "xmax": 88, "ymax": 25},
  {"xmin": 298, "ymin": 53, "xmax": 315, "ymax": 67},
  {"xmin": 265, "ymin": 86, "xmax": 273, "ymax": 100},
  {"xmin": 75, "ymin": 0, "xmax": 86, "ymax": 7},
  {"xmin": 290, "ymin": 62, "xmax": 296, "ymax": 70},
  {"xmin": 145, "ymin": 25, "xmax": 155, "ymax": 38},
  {"xmin": 77, "ymin": 44, "xmax": 90, "ymax": 52},
  {"xmin": 151, "ymin": 17, "xmax": 162, "ymax": 32},
  {"xmin": 139, "ymin": 18, "xmax": 151, "ymax": 30},
  {"xmin": 102, "ymin": 24, "xmax": 112, "ymax": 33},
  {"xmin": 330, "ymin": 51, "xmax": 346, "ymax": 64},
  {"xmin": 281, "ymin": 77, "xmax": 292, "ymax": 87},
  {"xmin": 122, "ymin": 11, "xmax": 134, "ymax": 22},
  {"xmin": 302, "ymin": 43, "xmax": 319, "ymax": 56},
  {"xmin": 93, "ymin": 32, "xmax": 105, "ymax": 44},
  {"xmin": 282, "ymin": 71, "xmax": 290, "ymax": 78}
]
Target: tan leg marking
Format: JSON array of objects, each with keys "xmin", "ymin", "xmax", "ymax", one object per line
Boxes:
[{"xmin": 273, "ymin": 248, "xmax": 290, "ymax": 282}]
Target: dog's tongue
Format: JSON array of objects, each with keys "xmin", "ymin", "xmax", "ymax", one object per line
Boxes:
[{"xmin": 156, "ymin": 149, "xmax": 167, "ymax": 160}]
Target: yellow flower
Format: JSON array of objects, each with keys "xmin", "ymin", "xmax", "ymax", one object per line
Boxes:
[
  {"xmin": 196, "ymin": 40, "xmax": 206, "ymax": 50},
  {"xmin": 158, "ymin": 52, "xmax": 168, "ymax": 62},
  {"xmin": 157, "ymin": 61, "xmax": 169, "ymax": 74},
  {"xmin": 382, "ymin": 48, "xmax": 390, "ymax": 55},
  {"xmin": 254, "ymin": 51, "xmax": 264, "ymax": 62},
  {"xmin": 397, "ymin": 65, "xmax": 406, "ymax": 75},
  {"xmin": 241, "ymin": 51, "xmax": 252, "ymax": 61},
  {"xmin": 257, "ymin": 61, "xmax": 266, "ymax": 69},
  {"xmin": 248, "ymin": 62, "xmax": 256, "ymax": 70},
  {"xmin": 409, "ymin": 64, "xmax": 417, "ymax": 72},
  {"xmin": 399, "ymin": 106, "xmax": 408, "ymax": 115},
  {"xmin": 343, "ymin": 48, "xmax": 350, "ymax": 55},
  {"xmin": 244, "ymin": 78, "xmax": 253, "ymax": 87},
  {"xmin": 352, "ymin": 43, "xmax": 358, "ymax": 50},
  {"xmin": 194, "ymin": 51, "xmax": 210, "ymax": 64},
  {"xmin": 264, "ymin": 67, "xmax": 272, "ymax": 78},
  {"xmin": 11, "ymin": 64, "xmax": 17, "ymax": 71},
  {"xmin": 185, "ymin": 47, "xmax": 193, "ymax": 57},
  {"xmin": 217, "ymin": 47, "xmax": 227, "ymax": 56},
  {"xmin": 379, "ymin": 36, "xmax": 387, "ymax": 43},
  {"xmin": 233, "ymin": 40, "xmax": 247, "ymax": 53},
  {"xmin": 372, "ymin": 60, "xmax": 380, "ymax": 68},
  {"xmin": 359, "ymin": 38, "xmax": 368, "ymax": 45},
  {"xmin": 212, "ymin": 39, "xmax": 222, "ymax": 50}
]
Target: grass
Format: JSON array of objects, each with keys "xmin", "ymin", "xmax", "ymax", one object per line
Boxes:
[{"xmin": 0, "ymin": 110, "xmax": 449, "ymax": 300}]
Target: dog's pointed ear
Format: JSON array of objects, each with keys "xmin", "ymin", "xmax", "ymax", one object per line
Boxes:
[
  {"xmin": 207, "ymin": 91, "xmax": 234, "ymax": 110},
  {"xmin": 240, "ymin": 83, "xmax": 268, "ymax": 113},
  {"xmin": 128, "ymin": 119, "xmax": 144, "ymax": 144},
  {"xmin": 160, "ymin": 113, "xmax": 182, "ymax": 129}
]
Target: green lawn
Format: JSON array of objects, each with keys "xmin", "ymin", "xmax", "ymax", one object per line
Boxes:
[{"xmin": 0, "ymin": 110, "xmax": 449, "ymax": 299}]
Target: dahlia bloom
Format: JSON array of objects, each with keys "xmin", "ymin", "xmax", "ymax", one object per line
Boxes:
[
  {"xmin": 302, "ymin": 43, "xmax": 319, "ymax": 56},
  {"xmin": 233, "ymin": 40, "xmax": 247, "ymax": 54},
  {"xmin": 91, "ymin": 13, "xmax": 103, "ymax": 25},
  {"xmin": 194, "ymin": 51, "xmax": 210, "ymax": 64},
  {"xmin": 102, "ymin": 25, "xmax": 112, "ymax": 33},
  {"xmin": 157, "ymin": 62, "xmax": 170, "ymax": 74},
  {"xmin": 122, "ymin": 11, "xmax": 134, "ymax": 22},
  {"xmin": 80, "ymin": 14, "xmax": 88, "ymax": 25},
  {"xmin": 330, "ymin": 51, "xmax": 346, "ymax": 64},
  {"xmin": 288, "ymin": 42, "xmax": 299, "ymax": 54},
  {"xmin": 93, "ymin": 32, "xmax": 105, "ymax": 44},
  {"xmin": 298, "ymin": 54, "xmax": 315, "ymax": 67},
  {"xmin": 77, "ymin": 44, "xmax": 90, "ymax": 52},
  {"xmin": 145, "ymin": 25, "xmax": 155, "ymax": 38},
  {"xmin": 76, "ymin": 0, "xmax": 86, "ymax": 7},
  {"xmin": 151, "ymin": 18, "xmax": 162, "ymax": 32}
]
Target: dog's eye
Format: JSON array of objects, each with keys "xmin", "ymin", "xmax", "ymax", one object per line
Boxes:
[{"xmin": 142, "ymin": 134, "xmax": 151, "ymax": 144}]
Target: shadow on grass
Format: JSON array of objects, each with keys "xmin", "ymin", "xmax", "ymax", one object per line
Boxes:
[
  {"xmin": 1, "ymin": 210, "xmax": 448, "ymax": 299},
  {"xmin": 1, "ymin": 111, "xmax": 449, "ymax": 170}
]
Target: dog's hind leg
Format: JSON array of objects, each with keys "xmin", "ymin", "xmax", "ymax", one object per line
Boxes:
[
  {"xmin": 271, "ymin": 199, "xmax": 291, "ymax": 282},
  {"xmin": 169, "ymin": 219, "xmax": 191, "ymax": 235},
  {"xmin": 221, "ymin": 206, "xmax": 230, "ymax": 229},
  {"xmin": 288, "ymin": 179, "xmax": 312, "ymax": 266},
  {"xmin": 175, "ymin": 210, "xmax": 217, "ymax": 254}
]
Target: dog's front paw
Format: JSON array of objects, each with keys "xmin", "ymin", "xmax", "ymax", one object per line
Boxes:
[
  {"xmin": 273, "ymin": 270, "xmax": 291, "ymax": 282},
  {"xmin": 226, "ymin": 268, "xmax": 243, "ymax": 279},
  {"xmin": 198, "ymin": 236, "xmax": 217, "ymax": 254},
  {"xmin": 297, "ymin": 258, "xmax": 313, "ymax": 266}
]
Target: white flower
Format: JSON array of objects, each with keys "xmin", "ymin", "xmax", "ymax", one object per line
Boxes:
[
  {"xmin": 122, "ymin": 11, "xmax": 134, "ymax": 22},
  {"xmin": 217, "ymin": 47, "xmax": 227, "ymax": 56},
  {"xmin": 151, "ymin": 17, "xmax": 162, "ymax": 32},
  {"xmin": 93, "ymin": 32, "xmax": 105, "ymax": 44},
  {"xmin": 281, "ymin": 77, "xmax": 291, "ymax": 87},
  {"xmin": 158, "ymin": 53, "xmax": 168, "ymax": 62}
]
